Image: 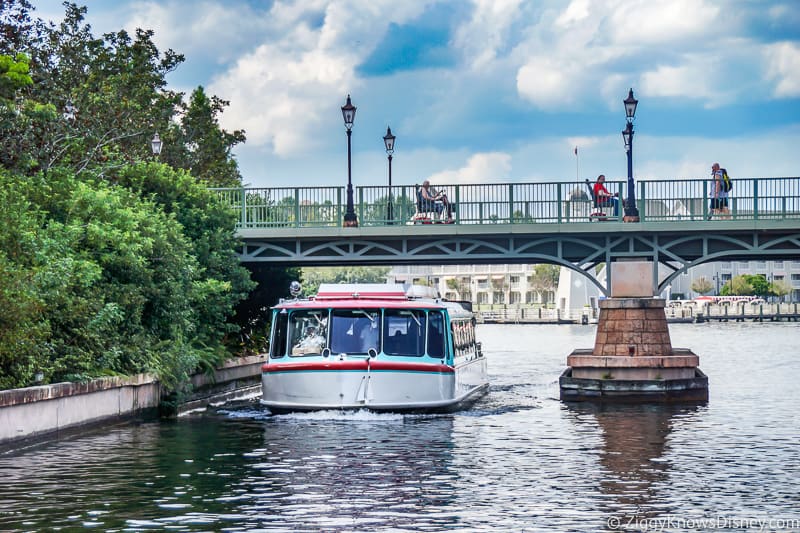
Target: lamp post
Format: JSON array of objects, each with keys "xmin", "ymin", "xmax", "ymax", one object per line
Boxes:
[
  {"xmin": 151, "ymin": 132, "xmax": 163, "ymax": 156},
  {"xmin": 713, "ymin": 273, "xmax": 720, "ymax": 296},
  {"xmin": 621, "ymin": 88, "xmax": 639, "ymax": 220},
  {"xmin": 341, "ymin": 95, "xmax": 358, "ymax": 227},
  {"xmin": 383, "ymin": 126, "xmax": 395, "ymax": 224}
]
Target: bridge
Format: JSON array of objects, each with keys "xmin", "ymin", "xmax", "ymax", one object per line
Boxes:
[{"xmin": 214, "ymin": 177, "xmax": 800, "ymax": 295}]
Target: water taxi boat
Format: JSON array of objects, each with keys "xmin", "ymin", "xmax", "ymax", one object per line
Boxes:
[{"xmin": 261, "ymin": 283, "xmax": 488, "ymax": 413}]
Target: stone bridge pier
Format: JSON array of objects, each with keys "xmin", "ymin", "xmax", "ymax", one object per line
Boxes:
[{"xmin": 560, "ymin": 260, "xmax": 708, "ymax": 402}]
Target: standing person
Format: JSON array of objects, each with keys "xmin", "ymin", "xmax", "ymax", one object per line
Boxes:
[
  {"xmin": 593, "ymin": 174, "xmax": 619, "ymax": 216},
  {"xmin": 420, "ymin": 180, "xmax": 452, "ymax": 220},
  {"xmin": 710, "ymin": 162, "xmax": 730, "ymax": 219}
]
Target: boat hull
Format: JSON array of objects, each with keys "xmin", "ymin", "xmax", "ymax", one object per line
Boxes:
[{"xmin": 261, "ymin": 358, "xmax": 488, "ymax": 413}]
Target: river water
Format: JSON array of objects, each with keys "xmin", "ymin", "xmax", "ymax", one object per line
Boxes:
[{"xmin": 1, "ymin": 322, "xmax": 799, "ymax": 532}]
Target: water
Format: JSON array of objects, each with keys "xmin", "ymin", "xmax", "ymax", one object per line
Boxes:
[{"xmin": 1, "ymin": 323, "xmax": 799, "ymax": 532}]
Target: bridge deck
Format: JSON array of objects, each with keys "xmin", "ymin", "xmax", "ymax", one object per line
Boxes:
[{"xmin": 214, "ymin": 177, "xmax": 800, "ymax": 229}]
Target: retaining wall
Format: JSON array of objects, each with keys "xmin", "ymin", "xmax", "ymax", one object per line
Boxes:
[{"xmin": 0, "ymin": 355, "xmax": 265, "ymax": 447}]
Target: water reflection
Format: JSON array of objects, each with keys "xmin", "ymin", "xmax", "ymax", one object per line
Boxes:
[
  {"xmin": 233, "ymin": 411, "xmax": 461, "ymax": 530},
  {"xmin": 564, "ymin": 403, "xmax": 701, "ymax": 524}
]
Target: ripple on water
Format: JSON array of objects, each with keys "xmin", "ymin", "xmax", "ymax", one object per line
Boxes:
[{"xmin": 0, "ymin": 324, "xmax": 799, "ymax": 531}]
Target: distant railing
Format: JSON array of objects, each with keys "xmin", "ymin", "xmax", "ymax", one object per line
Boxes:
[{"xmin": 211, "ymin": 177, "xmax": 800, "ymax": 228}]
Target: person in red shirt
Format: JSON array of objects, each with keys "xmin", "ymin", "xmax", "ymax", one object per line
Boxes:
[{"xmin": 593, "ymin": 174, "xmax": 619, "ymax": 216}]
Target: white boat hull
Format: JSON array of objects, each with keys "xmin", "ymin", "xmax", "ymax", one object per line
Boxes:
[{"xmin": 261, "ymin": 357, "xmax": 488, "ymax": 412}]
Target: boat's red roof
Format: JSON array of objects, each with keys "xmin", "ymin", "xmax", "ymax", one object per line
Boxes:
[{"xmin": 275, "ymin": 298, "xmax": 443, "ymax": 310}]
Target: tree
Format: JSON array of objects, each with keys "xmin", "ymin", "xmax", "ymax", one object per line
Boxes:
[
  {"xmin": 691, "ymin": 276, "xmax": 713, "ymax": 295},
  {"xmin": 745, "ymin": 274, "xmax": 769, "ymax": 298},
  {"xmin": 527, "ymin": 264, "xmax": 560, "ymax": 304},
  {"xmin": 721, "ymin": 275, "xmax": 754, "ymax": 296},
  {"xmin": 169, "ymin": 86, "xmax": 245, "ymax": 187},
  {"xmin": 6, "ymin": 3, "xmax": 184, "ymax": 176},
  {"xmin": 301, "ymin": 267, "xmax": 392, "ymax": 296},
  {"xmin": 770, "ymin": 279, "xmax": 791, "ymax": 302}
]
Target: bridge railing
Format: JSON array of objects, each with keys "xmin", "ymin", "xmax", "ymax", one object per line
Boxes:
[{"xmin": 212, "ymin": 177, "xmax": 800, "ymax": 228}]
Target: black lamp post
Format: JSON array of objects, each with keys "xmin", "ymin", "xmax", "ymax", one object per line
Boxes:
[
  {"xmin": 383, "ymin": 126, "xmax": 395, "ymax": 224},
  {"xmin": 151, "ymin": 132, "xmax": 163, "ymax": 156},
  {"xmin": 621, "ymin": 88, "xmax": 639, "ymax": 220},
  {"xmin": 341, "ymin": 95, "xmax": 358, "ymax": 227}
]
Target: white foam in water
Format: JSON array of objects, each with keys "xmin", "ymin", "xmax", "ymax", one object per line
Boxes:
[{"xmin": 273, "ymin": 409, "xmax": 404, "ymax": 422}]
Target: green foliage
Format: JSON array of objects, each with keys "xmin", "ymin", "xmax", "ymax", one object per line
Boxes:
[
  {"xmin": 233, "ymin": 265, "xmax": 301, "ymax": 354},
  {"xmin": 720, "ymin": 274, "xmax": 769, "ymax": 298},
  {"xmin": 745, "ymin": 274, "xmax": 770, "ymax": 298},
  {"xmin": 0, "ymin": 2, "xmax": 268, "ymax": 392},
  {"xmin": 0, "ymin": 164, "xmax": 254, "ymax": 390},
  {"xmin": 300, "ymin": 267, "xmax": 392, "ymax": 296},
  {"xmin": 721, "ymin": 275, "xmax": 754, "ymax": 296},
  {"xmin": 165, "ymin": 86, "xmax": 245, "ymax": 187},
  {"xmin": 0, "ymin": 52, "xmax": 32, "ymax": 99},
  {"xmin": 114, "ymin": 162, "xmax": 255, "ymax": 348}
]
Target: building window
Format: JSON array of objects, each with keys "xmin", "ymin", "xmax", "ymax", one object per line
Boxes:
[
  {"xmin": 791, "ymin": 274, "xmax": 800, "ymax": 282},
  {"xmin": 774, "ymin": 261, "xmax": 784, "ymax": 268},
  {"xmin": 509, "ymin": 275, "xmax": 520, "ymax": 288},
  {"xmin": 526, "ymin": 291, "xmax": 536, "ymax": 304},
  {"xmin": 492, "ymin": 291, "xmax": 505, "ymax": 304},
  {"xmin": 509, "ymin": 292, "xmax": 521, "ymax": 304},
  {"xmin": 477, "ymin": 292, "xmax": 488, "ymax": 304},
  {"xmin": 476, "ymin": 279, "xmax": 488, "ymax": 289}
]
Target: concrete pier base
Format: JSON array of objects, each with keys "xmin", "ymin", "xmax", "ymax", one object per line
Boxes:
[{"xmin": 559, "ymin": 295, "xmax": 708, "ymax": 403}]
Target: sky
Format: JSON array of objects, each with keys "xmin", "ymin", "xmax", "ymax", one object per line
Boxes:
[{"xmin": 33, "ymin": 0, "xmax": 800, "ymax": 189}]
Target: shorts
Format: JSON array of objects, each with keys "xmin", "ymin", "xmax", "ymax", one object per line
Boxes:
[{"xmin": 710, "ymin": 198, "xmax": 728, "ymax": 210}]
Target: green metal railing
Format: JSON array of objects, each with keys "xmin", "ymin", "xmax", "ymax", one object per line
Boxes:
[{"xmin": 211, "ymin": 177, "xmax": 800, "ymax": 229}]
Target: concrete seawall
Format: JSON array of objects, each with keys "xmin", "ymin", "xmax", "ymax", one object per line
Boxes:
[{"xmin": 0, "ymin": 355, "xmax": 265, "ymax": 447}]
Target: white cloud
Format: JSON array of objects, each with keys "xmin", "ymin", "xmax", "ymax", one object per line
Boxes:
[
  {"xmin": 765, "ymin": 42, "xmax": 800, "ymax": 98},
  {"xmin": 639, "ymin": 58, "xmax": 717, "ymax": 103},
  {"xmin": 427, "ymin": 152, "xmax": 512, "ymax": 184},
  {"xmin": 517, "ymin": 57, "xmax": 581, "ymax": 108},
  {"xmin": 206, "ymin": 1, "xmax": 428, "ymax": 156},
  {"xmin": 606, "ymin": 0, "xmax": 719, "ymax": 46},
  {"xmin": 513, "ymin": 0, "xmax": 734, "ymax": 109},
  {"xmin": 454, "ymin": 0, "xmax": 523, "ymax": 69}
]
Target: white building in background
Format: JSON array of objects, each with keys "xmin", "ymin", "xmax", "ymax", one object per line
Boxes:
[
  {"xmin": 387, "ymin": 260, "xmax": 800, "ymax": 309},
  {"xmin": 554, "ymin": 267, "xmax": 603, "ymax": 314},
  {"xmin": 664, "ymin": 259, "xmax": 800, "ymax": 301},
  {"xmin": 387, "ymin": 264, "xmax": 557, "ymax": 307}
]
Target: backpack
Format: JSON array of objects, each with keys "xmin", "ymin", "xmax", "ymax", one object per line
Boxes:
[{"xmin": 720, "ymin": 168, "xmax": 733, "ymax": 192}]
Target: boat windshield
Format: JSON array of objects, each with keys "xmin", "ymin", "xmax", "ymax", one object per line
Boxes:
[
  {"xmin": 330, "ymin": 309, "xmax": 380, "ymax": 354},
  {"xmin": 288, "ymin": 310, "xmax": 328, "ymax": 356}
]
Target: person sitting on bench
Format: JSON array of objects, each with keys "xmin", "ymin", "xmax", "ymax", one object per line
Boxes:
[
  {"xmin": 593, "ymin": 174, "xmax": 619, "ymax": 217},
  {"xmin": 420, "ymin": 180, "xmax": 452, "ymax": 220}
]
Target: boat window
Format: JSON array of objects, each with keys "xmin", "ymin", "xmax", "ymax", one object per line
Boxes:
[
  {"xmin": 451, "ymin": 319, "xmax": 475, "ymax": 358},
  {"xmin": 330, "ymin": 310, "xmax": 380, "ymax": 354},
  {"xmin": 427, "ymin": 311, "xmax": 445, "ymax": 358},
  {"xmin": 383, "ymin": 310, "xmax": 426, "ymax": 357},
  {"xmin": 288, "ymin": 310, "xmax": 329, "ymax": 356},
  {"xmin": 270, "ymin": 311, "xmax": 289, "ymax": 358}
]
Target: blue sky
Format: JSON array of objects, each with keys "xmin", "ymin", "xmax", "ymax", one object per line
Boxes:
[{"xmin": 34, "ymin": 0, "xmax": 800, "ymax": 188}]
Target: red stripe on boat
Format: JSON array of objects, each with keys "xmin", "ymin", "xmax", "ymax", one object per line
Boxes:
[{"xmin": 262, "ymin": 360, "xmax": 453, "ymax": 373}]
